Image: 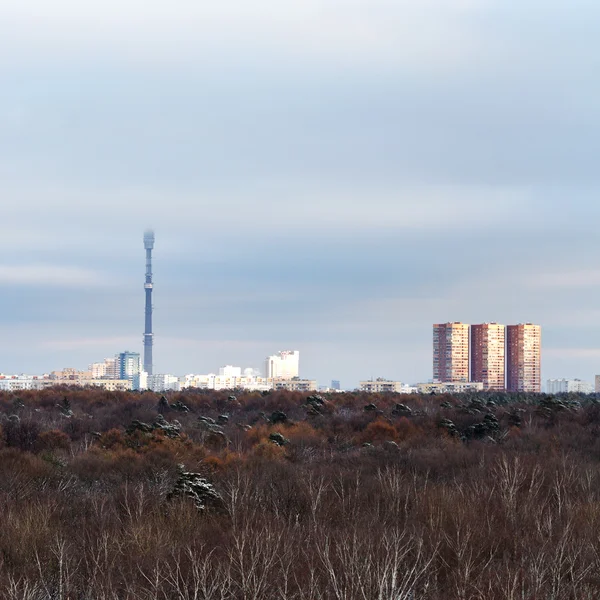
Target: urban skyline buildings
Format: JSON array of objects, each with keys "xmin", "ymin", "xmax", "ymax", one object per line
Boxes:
[
  {"xmin": 433, "ymin": 322, "xmax": 470, "ymax": 383},
  {"xmin": 433, "ymin": 322, "xmax": 542, "ymax": 392},
  {"xmin": 471, "ymin": 323, "xmax": 506, "ymax": 391},
  {"xmin": 507, "ymin": 323, "xmax": 542, "ymax": 393},
  {"xmin": 265, "ymin": 350, "xmax": 300, "ymax": 380},
  {"xmin": 547, "ymin": 378, "xmax": 592, "ymax": 394},
  {"xmin": 118, "ymin": 351, "xmax": 142, "ymax": 389}
]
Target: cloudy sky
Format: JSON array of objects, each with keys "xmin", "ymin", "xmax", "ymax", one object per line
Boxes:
[{"xmin": 1, "ymin": 0, "xmax": 599, "ymax": 387}]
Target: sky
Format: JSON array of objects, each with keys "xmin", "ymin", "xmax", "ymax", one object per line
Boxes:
[{"xmin": 1, "ymin": 0, "xmax": 600, "ymax": 388}]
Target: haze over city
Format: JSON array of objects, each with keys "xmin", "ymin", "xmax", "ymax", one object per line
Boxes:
[{"xmin": 1, "ymin": 1, "xmax": 599, "ymax": 387}]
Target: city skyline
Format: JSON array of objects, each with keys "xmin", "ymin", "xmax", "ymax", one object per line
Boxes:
[
  {"xmin": 2, "ymin": 2, "xmax": 600, "ymax": 388},
  {"xmin": 433, "ymin": 322, "xmax": 542, "ymax": 393}
]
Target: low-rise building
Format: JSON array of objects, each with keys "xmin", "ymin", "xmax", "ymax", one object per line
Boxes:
[
  {"xmin": 0, "ymin": 375, "xmax": 132, "ymax": 392},
  {"xmin": 181, "ymin": 373, "xmax": 271, "ymax": 392},
  {"xmin": 271, "ymin": 378, "xmax": 318, "ymax": 392},
  {"xmin": 547, "ymin": 378, "xmax": 593, "ymax": 394},
  {"xmin": 359, "ymin": 379, "xmax": 405, "ymax": 393},
  {"xmin": 86, "ymin": 379, "xmax": 133, "ymax": 391},
  {"xmin": 148, "ymin": 374, "xmax": 180, "ymax": 392},
  {"xmin": 417, "ymin": 382, "xmax": 484, "ymax": 394}
]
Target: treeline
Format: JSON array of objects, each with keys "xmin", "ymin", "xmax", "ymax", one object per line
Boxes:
[{"xmin": 0, "ymin": 387, "xmax": 599, "ymax": 598}]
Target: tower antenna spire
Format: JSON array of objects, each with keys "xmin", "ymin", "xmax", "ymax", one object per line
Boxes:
[{"xmin": 143, "ymin": 230, "xmax": 155, "ymax": 375}]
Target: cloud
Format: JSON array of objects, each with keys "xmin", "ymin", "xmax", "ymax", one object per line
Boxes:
[
  {"xmin": 0, "ymin": 180, "xmax": 532, "ymax": 245},
  {"xmin": 0, "ymin": 0, "xmax": 491, "ymax": 69},
  {"xmin": 0, "ymin": 265, "xmax": 109, "ymax": 287},
  {"xmin": 41, "ymin": 336, "xmax": 137, "ymax": 351},
  {"xmin": 526, "ymin": 269, "xmax": 600, "ymax": 289}
]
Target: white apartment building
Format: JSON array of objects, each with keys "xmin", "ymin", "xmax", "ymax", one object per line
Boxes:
[
  {"xmin": 147, "ymin": 374, "xmax": 180, "ymax": 392},
  {"xmin": 547, "ymin": 379, "xmax": 593, "ymax": 394},
  {"xmin": 417, "ymin": 382, "xmax": 484, "ymax": 394},
  {"xmin": 219, "ymin": 365, "xmax": 242, "ymax": 377},
  {"xmin": 271, "ymin": 378, "xmax": 318, "ymax": 392},
  {"xmin": 359, "ymin": 379, "xmax": 405, "ymax": 393},
  {"xmin": 181, "ymin": 372, "xmax": 271, "ymax": 392},
  {"xmin": 0, "ymin": 375, "xmax": 52, "ymax": 391},
  {"xmin": 265, "ymin": 351, "xmax": 299, "ymax": 380},
  {"xmin": 0, "ymin": 375, "xmax": 132, "ymax": 392}
]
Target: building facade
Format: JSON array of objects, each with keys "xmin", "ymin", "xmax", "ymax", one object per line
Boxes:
[
  {"xmin": 506, "ymin": 324, "xmax": 541, "ymax": 393},
  {"xmin": 89, "ymin": 357, "xmax": 119, "ymax": 379},
  {"xmin": 147, "ymin": 374, "xmax": 181, "ymax": 392},
  {"xmin": 181, "ymin": 373, "xmax": 271, "ymax": 392},
  {"xmin": 117, "ymin": 351, "xmax": 146, "ymax": 390},
  {"xmin": 359, "ymin": 379, "xmax": 405, "ymax": 393},
  {"xmin": 470, "ymin": 323, "xmax": 506, "ymax": 390},
  {"xmin": 265, "ymin": 351, "xmax": 300, "ymax": 380},
  {"xmin": 547, "ymin": 378, "xmax": 592, "ymax": 394},
  {"xmin": 271, "ymin": 378, "xmax": 318, "ymax": 392},
  {"xmin": 433, "ymin": 323, "xmax": 470, "ymax": 383},
  {"xmin": 418, "ymin": 381, "xmax": 484, "ymax": 394}
]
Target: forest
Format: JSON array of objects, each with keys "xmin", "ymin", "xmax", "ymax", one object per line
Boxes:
[{"xmin": 0, "ymin": 386, "xmax": 598, "ymax": 599}]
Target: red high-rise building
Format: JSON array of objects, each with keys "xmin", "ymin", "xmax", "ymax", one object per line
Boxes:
[
  {"xmin": 433, "ymin": 323, "xmax": 470, "ymax": 383},
  {"xmin": 506, "ymin": 324, "xmax": 541, "ymax": 393},
  {"xmin": 471, "ymin": 323, "xmax": 505, "ymax": 391}
]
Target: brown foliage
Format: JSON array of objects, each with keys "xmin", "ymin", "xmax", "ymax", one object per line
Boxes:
[{"xmin": 0, "ymin": 388, "xmax": 597, "ymax": 598}]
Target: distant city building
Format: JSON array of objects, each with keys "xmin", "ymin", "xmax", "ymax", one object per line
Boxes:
[
  {"xmin": 0, "ymin": 375, "xmax": 51, "ymax": 391},
  {"xmin": 118, "ymin": 351, "xmax": 140, "ymax": 380},
  {"xmin": 181, "ymin": 371, "xmax": 271, "ymax": 392},
  {"xmin": 87, "ymin": 380, "xmax": 133, "ymax": 391},
  {"xmin": 418, "ymin": 381, "xmax": 484, "ymax": 394},
  {"xmin": 265, "ymin": 351, "xmax": 300, "ymax": 380},
  {"xmin": 117, "ymin": 351, "xmax": 146, "ymax": 390},
  {"xmin": 506, "ymin": 324, "xmax": 541, "ymax": 393},
  {"xmin": 331, "ymin": 380, "xmax": 341, "ymax": 391},
  {"xmin": 359, "ymin": 379, "xmax": 405, "ymax": 393},
  {"xmin": 219, "ymin": 365, "xmax": 242, "ymax": 377},
  {"xmin": 0, "ymin": 374, "xmax": 132, "ymax": 391},
  {"xmin": 433, "ymin": 323, "xmax": 470, "ymax": 383},
  {"xmin": 471, "ymin": 323, "xmax": 505, "ymax": 391},
  {"xmin": 547, "ymin": 379, "xmax": 592, "ymax": 394},
  {"xmin": 50, "ymin": 367, "xmax": 91, "ymax": 382},
  {"xmin": 148, "ymin": 374, "xmax": 180, "ymax": 392},
  {"xmin": 596, "ymin": 375, "xmax": 600, "ymax": 393},
  {"xmin": 89, "ymin": 357, "xmax": 119, "ymax": 379},
  {"xmin": 271, "ymin": 378, "xmax": 318, "ymax": 392}
]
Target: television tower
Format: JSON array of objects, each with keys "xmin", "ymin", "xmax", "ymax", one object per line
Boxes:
[{"xmin": 143, "ymin": 230, "xmax": 155, "ymax": 375}]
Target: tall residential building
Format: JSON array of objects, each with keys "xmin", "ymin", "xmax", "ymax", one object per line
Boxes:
[
  {"xmin": 595, "ymin": 375, "xmax": 600, "ymax": 393},
  {"xmin": 89, "ymin": 357, "xmax": 118, "ymax": 379},
  {"xmin": 265, "ymin": 350, "xmax": 300, "ymax": 380},
  {"xmin": 506, "ymin": 324, "xmax": 541, "ymax": 393},
  {"xmin": 471, "ymin": 323, "xmax": 506, "ymax": 390},
  {"xmin": 433, "ymin": 323, "xmax": 470, "ymax": 383},
  {"xmin": 117, "ymin": 351, "xmax": 145, "ymax": 390}
]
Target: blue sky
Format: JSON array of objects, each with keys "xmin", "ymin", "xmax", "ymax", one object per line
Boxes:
[{"xmin": 1, "ymin": 0, "xmax": 600, "ymax": 387}]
